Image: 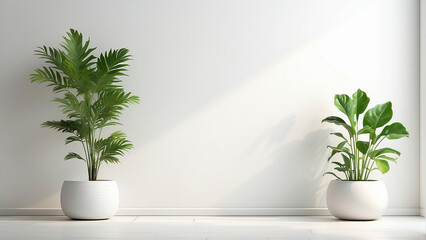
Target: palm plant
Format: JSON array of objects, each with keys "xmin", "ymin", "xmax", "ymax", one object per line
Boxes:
[
  {"xmin": 322, "ymin": 89, "xmax": 408, "ymax": 180},
  {"xmin": 30, "ymin": 29, "xmax": 139, "ymax": 181}
]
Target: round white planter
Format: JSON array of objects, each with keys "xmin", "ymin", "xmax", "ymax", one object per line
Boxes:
[
  {"xmin": 326, "ymin": 180, "xmax": 388, "ymax": 220},
  {"xmin": 61, "ymin": 180, "xmax": 119, "ymax": 220}
]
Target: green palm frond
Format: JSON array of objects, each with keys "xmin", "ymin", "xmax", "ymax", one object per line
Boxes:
[
  {"xmin": 53, "ymin": 92, "xmax": 82, "ymax": 119},
  {"xmin": 95, "ymin": 48, "xmax": 131, "ymax": 91},
  {"xmin": 93, "ymin": 89, "xmax": 139, "ymax": 128},
  {"xmin": 95, "ymin": 131, "xmax": 133, "ymax": 164},
  {"xmin": 34, "ymin": 46, "xmax": 65, "ymax": 70},
  {"xmin": 30, "ymin": 67, "xmax": 70, "ymax": 93},
  {"xmin": 41, "ymin": 120, "xmax": 82, "ymax": 134},
  {"xmin": 65, "ymin": 136, "xmax": 82, "ymax": 145},
  {"xmin": 60, "ymin": 29, "xmax": 97, "ymax": 71},
  {"xmin": 65, "ymin": 152, "xmax": 85, "ymax": 161}
]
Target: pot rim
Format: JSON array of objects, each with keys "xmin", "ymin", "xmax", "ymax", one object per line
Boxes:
[
  {"xmin": 331, "ymin": 179, "xmax": 382, "ymax": 182},
  {"xmin": 63, "ymin": 180, "xmax": 115, "ymax": 182}
]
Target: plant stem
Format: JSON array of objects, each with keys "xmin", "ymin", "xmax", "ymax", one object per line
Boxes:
[
  {"xmin": 360, "ymin": 138, "xmax": 371, "ymax": 180},
  {"xmin": 347, "ymin": 138, "xmax": 352, "ymax": 180},
  {"xmin": 352, "ymin": 136, "xmax": 357, "ymax": 180},
  {"xmin": 364, "ymin": 136, "xmax": 385, "ymax": 180}
]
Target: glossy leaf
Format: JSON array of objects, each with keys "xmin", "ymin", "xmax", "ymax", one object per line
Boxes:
[
  {"xmin": 334, "ymin": 94, "xmax": 355, "ymax": 126},
  {"xmin": 375, "ymin": 159, "xmax": 390, "ymax": 174},
  {"xmin": 352, "ymin": 89, "xmax": 370, "ymax": 120},
  {"xmin": 363, "ymin": 102, "xmax": 393, "ymax": 129},
  {"xmin": 356, "ymin": 141, "xmax": 369, "ymax": 154},
  {"xmin": 378, "ymin": 122, "xmax": 409, "ymax": 140}
]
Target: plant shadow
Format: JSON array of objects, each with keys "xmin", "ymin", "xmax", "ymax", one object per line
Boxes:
[{"xmin": 214, "ymin": 117, "xmax": 331, "ymax": 209}]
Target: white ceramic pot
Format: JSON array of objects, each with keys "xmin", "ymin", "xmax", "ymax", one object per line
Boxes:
[
  {"xmin": 326, "ymin": 180, "xmax": 388, "ymax": 220},
  {"xmin": 61, "ymin": 180, "xmax": 119, "ymax": 220}
]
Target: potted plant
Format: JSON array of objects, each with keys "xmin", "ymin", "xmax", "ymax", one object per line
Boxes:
[
  {"xmin": 322, "ymin": 89, "xmax": 408, "ymax": 220},
  {"xmin": 30, "ymin": 29, "xmax": 139, "ymax": 220}
]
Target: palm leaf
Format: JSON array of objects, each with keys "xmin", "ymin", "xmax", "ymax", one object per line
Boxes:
[
  {"xmin": 65, "ymin": 152, "xmax": 85, "ymax": 161},
  {"xmin": 34, "ymin": 46, "xmax": 66, "ymax": 71},
  {"xmin": 96, "ymin": 131, "xmax": 133, "ymax": 164},
  {"xmin": 65, "ymin": 136, "xmax": 82, "ymax": 145},
  {"xmin": 60, "ymin": 29, "xmax": 97, "ymax": 71},
  {"xmin": 95, "ymin": 48, "xmax": 131, "ymax": 91},
  {"xmin": 30, "ymin": 67, "xmax": 70, "ymax": 93},
  {"xmin": 41, "ymin": 120, "xmax": 81, "ymax": 134},
  {"xmin": 93, "ymin": 89, "xmax": 140, "ymax": 127}
]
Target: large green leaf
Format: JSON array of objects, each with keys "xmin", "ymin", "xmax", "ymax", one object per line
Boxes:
[
  {"xmin": 322, "ymin": 116, "xmax": 354, "ymax": 136},
  {"xmin": 369, "ymin": 147, "xmax": 401, "ymax": 159},
  {"xmin": 375, "ymin": 159, "xmax": 390, "ymax": 174},
  {"xmin": 363, "ymin": 102, "xmax": 393, "ymax": 130},
  {"xmin": 378, "ymin": 122, "xmax": 409, "ymax": 140},
  {"xmin": 352, "ymin": 89, "xmax": 370, "ymax": 120},
  {"xmin": 356, "ymin": 141, "xmax": 369, "ymax": 154},
  {"xmin": 334, "ymin": 94, "xmax": 355, "ymax": 126}
]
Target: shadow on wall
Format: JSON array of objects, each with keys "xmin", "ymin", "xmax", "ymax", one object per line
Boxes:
[{"xmin": 215, "ymin": 116, "xmax": 330, "ymax": 208}]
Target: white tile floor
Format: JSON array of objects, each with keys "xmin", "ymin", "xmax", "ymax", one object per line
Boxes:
[{"xmin": 0, "ymin": 216, "xmax": 423, "ymax": 240}]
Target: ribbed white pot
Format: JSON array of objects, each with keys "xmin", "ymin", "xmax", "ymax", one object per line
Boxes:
[
  {"xmin": 326, "ymin": 180, "xmax": 388, "ymax": 220},
  {"xmin": 60, "ymin": 180, "xmax": 119, "ymax": 220}
]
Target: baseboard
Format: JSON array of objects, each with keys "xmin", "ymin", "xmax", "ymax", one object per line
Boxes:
[{"xmin": 0, "ymin": 208, "xmax": 420, "ymax": 216}]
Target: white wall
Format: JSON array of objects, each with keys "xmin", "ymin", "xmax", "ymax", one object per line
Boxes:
[{"xmin": 0, "ymin": 0, "xmax": 420, "ymax": 213}]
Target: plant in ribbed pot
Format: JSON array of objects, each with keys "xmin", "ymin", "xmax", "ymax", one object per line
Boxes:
[
  {"xmin": 322, "ymin": 89, "xmax": 408, "ymax": 220},
  {"xmin": 30, "ymin": 29, "xmax": 139, "ymax": 220}
]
